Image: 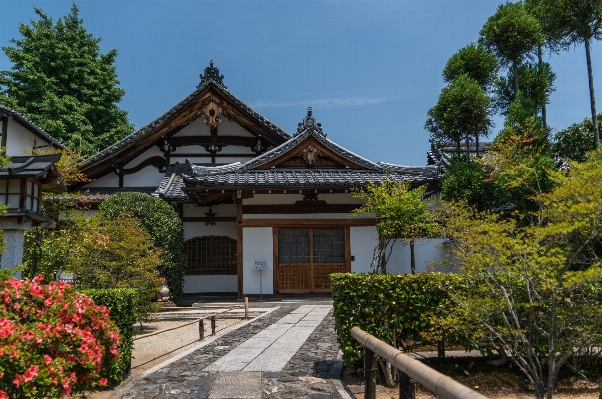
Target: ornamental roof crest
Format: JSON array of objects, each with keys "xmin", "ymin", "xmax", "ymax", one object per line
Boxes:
[
  {"xmin": 198, "ymin": 60, "xmax": 226, "ymax": 88},
  {"xmin": 296, "ymin": 107, "xmax": 324, "ymax": 136}
]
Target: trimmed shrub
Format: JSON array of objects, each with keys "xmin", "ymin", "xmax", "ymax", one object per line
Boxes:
[
  {"xmin": 331, "ymin": 272, "xmax": 469, "ymax": 367},
  {"xmin": 98, "ymin": 192, "xmax": 187, "ymax": 300},
  {"xmin": 81, "ymin": 288, "xmax": 137, "ymax": 382},
  {"xmin": 0, "ymin": 276, "xmax": 120, "ymax": 398}
]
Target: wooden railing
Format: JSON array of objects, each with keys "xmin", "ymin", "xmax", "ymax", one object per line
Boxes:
[
  {"xmin": 351, "ymin": 326, "xmax": 489, "ymax": 399},
  {"xmin": 135, "ymin": 298, "xmax": 250, "ymax": 341}
]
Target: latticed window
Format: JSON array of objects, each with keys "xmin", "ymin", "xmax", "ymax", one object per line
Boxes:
[{"xmin": 185, "ymin": 236, "xmax": 237, "ymax": 275}]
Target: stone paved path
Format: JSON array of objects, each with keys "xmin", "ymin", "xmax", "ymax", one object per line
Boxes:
[{"xmin": 109, "ymin": 305, "xmax": 350, "ymax": 399}]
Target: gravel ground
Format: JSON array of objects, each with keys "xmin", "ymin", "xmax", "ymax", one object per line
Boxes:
[{"xmin": 86, "ymin": 310, "xmax": 256, "ymax": 399}]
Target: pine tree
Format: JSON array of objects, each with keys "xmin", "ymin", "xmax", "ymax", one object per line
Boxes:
[{"xmin": 0, "ymin": 5, "xmax": 133, "ymax": 156}]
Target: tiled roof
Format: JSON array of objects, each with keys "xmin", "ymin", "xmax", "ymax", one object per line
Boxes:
[
  {"xmin": 82, "ymin": 61, "xmax": 290, "ymax": 170},
  {"xmin": 427, "ymin": 142, "xmax": 493, "ymax": 170},
  {"xmin": 154, "ymin": 163, "xmax": 191, "ymax": 200},
  {"xmin": 1, "ymin": 154, "xmax": 65, "ymax": 191},
  {"xmin": 0, "ymin": 105, "xmax": 65, "ymax": 150}
]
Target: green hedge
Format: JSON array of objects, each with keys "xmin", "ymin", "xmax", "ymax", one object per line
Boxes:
[
  {"xmin": 331, "ymin": 272, "xmax": 471, "ymax": 367},
  {"xmin": 81, "ymin": 288, "xmax": 138, "ymax": 382}
]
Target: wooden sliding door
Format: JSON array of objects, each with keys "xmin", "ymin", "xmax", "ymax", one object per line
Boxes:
[{"xmin": 274, "ymin": 227, "xmax": 350, "ymax": 293}]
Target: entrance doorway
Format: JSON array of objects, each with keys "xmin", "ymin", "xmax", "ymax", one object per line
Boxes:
[{"xmin": 274, "ymin": 227, "xmax": 350, "ymax": 293}]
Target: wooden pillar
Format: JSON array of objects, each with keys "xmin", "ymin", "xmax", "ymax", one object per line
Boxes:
[
  {"xmin": 211, "ymin": 316, "xmax": 216, "ymax": 335},
  {"xmin": 199, "ymin": 319, "xmax": 205, "ymax": 341},
  {"xmin": 399, "ymin": 372, "xmax": 416, "ymax": 399},
  {"xmin": 237, "ymin": 198, "xmax": 243, "ymax": 299},
  {"xmin": 364, "ymin": 347, "xmax": 377, "ymax": 399},
  {"xmin": 0, "ymin": 116, "xmax": 7, "ymax": 150}
]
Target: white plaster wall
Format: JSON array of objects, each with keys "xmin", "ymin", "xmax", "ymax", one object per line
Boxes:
[
  {"xmin": 172, "ymin": 117, "xmax": 256, "ymax": 138},
  {"xmin": 243, "ymin": 213, "xmax": 374, "ymax": 220},
  {"xmin": 385, "ymin": 238, "xmax": 451, "ymax": 274},
  {"xmin": 124, "ymin": 147, "xmax": 164, "ymax": 167},
  {"xmin": 350, "ymin": 226, "xmax": 379, "ymax": 273},
  {"xmin": 5, "ymin": 120, "xmax": 50, "ymax": 156},
  {"xmin": 83, "ymin": 173, "xmax": 120, "ymax": 188},
  {"xmin": 122, "ymin": 168, "xmax": 163, "ymax": 187},
  {"xmin": 183, "ymin": 275, "xmax": 237, "ymax": 293},
  {"xmin": 183, "ymin": 221, "xmax": 237, "ymax": 240},
  {"xmin": 242, "ymin": 227, "xmax": 273, "ymax": 295}
]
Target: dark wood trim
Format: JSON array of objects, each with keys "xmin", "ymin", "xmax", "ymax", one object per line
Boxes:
[
  {"xmin": 170, "ymin": 153, "xmax": 256, "ymax": 159},
  {"xmin": 182, "ymin": 216, "xmax": 237, "ymax": 223},
  {"xmin": 344, "ymin": 227, "xmax": 351, "ymax": 273},
  {"xmin": 241, "ymin": 218, "xmax": 376, "ymax": 227},
  {"xmin": 237, "ymin": 198, "xmax": 243, "ymax": 299},
  {"xmin": 273, "ymin": 227, "xmax": 278, "ymax": 294},
  {"xmin": 170, "ymin": 135, "xmax": 258, "ymax": 149},
  {"xmin": 122, "ymin": 156, "xmax": 166, "ymax": 175},
  {"xmin": 242, "ymin": 204, "xmax": 360, "ymax": 214},
  {"xmin": 0, "ymin": 116, "xmax": 7, "ymax": 150},
  {"xmin": 19, "ymin": 179, "xmax": 26, "ymax": 209}
]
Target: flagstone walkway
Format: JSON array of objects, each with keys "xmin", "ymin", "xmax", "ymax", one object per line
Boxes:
[{"xmin": 109, "ymin": 305, "xmax": 352, "ymax": 399}]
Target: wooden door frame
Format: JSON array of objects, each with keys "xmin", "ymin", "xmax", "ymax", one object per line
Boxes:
[{"xmin": 273, "ymin": 225, "xmax": 351, "ymax": 294}]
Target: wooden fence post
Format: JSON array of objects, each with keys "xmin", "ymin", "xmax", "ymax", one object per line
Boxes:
[
  {"xmin": 399, "ymin": 371, "xmax": 416, "ymax": 399},
  {"xmin": 244, "ymin": 297, "xmax": 249, "ymax": 319},
  {"xmin": 211, "ymin": 316, "xmax": 216, "ymax": 335},
  {"xmin": 199, "ymin": 319, "xmax": 204, "ymax": 341},
  {"xmin": 364, "ymin": 347, "xmax": 377, "ymax": 399}
]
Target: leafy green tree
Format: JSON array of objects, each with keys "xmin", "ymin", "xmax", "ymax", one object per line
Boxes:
[
  {"xmin": 554, "ymin": 113, "xmax": 601, "ymax": 162},
  {"xmin": 440, "ymin": 154, "xmax": 500, "ymax": 212},
  {"xmin": 480, "ymin": 1, "xmax": 545, "ymax": 94},
  {"xmin": 494, "ymin": 62, "xmax": 556, "ymax": 117},
  {"xmin": 98, "ymin": 192, "xmax": 187, "ymax": 300},
  {"xmin": 541, "ymin": 0, "xmax": 602, "ymax": 148},
  {"xmin": 425, "ymin": 74, "xmax": 493, "ymax": 151},
  {"xmin": 69, "ymin": 216, "xmax": 163, "ymax": 322},
  {"xmin": 0, "ymin": 5, "xmax": 133, "ymax": 155},
  {"xmin": 352, "ymin": 179, "xmax": 437, "ymax": 274},
  {"xmin": 442, "ymin": 43, "xmax": 499, "ymax": 89}
]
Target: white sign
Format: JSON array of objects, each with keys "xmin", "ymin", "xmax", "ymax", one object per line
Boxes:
[{"xmin": 255, "ymin": 261, "xmax": 268, "ymax": 269}]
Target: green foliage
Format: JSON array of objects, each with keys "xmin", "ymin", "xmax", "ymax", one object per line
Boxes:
[
  {"xmin": 80, "ymin": 288, "xmax": 138, "ymax": 382},
  {"xmin": 68, "ymin": 216, "xmax": 162, "ymax": 322},
  {"xmin": 425, "ymin": 74, "xmax": 493, "ymax": 150},
  {"xmin": 331, "ymin": 272, "xmax": 473, "ymax": 368},
  {"xmin": 479, "ymin": 2, "xmax": 544, "ymax": 83},
  {"xmin": 494, "ymin": 62, "xmax": 556, "ymax": 115},
  {"xmin": 554, "ymin": 113, "xmax": 600, "ymax": 162},
  {"xmin": 443, "ymin": 43, "xmax": 499, "ymax": 88},
  {"xmin": 98, "ymin": 192, "xmax": 187, "ymax": 300},
  {"xmin": 440, "ymin": 154, "xmax": 499, "ymax": 211},
  {"xmin": 0, "ymin": 5, "xmax": 133, "ymax": 156}
]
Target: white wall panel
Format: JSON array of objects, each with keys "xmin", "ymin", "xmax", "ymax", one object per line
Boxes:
[
  {"xmin": 183, "ymin": 275, "xmax": 237, "ymax": 293},
  {"xmin": 183, "ymin": 221, "xmax": 237, "ymax": 240},
  {"xmin": 242, "ymin": 227, "xmax": 273, "ymax": 295},
  {"xmin": 5, "ymin": 120, "xmax": 49, "ymax": 156},
  {"xmin": 83, "ymin": 173, "xmax": 120, "ymax": 188},
  {"xmin": 122, "ymin": 167, "xmax": 163, "ymax": 187},
  {"xmin": 350, "ymin": 226, "xmax": 379, "ymax": 274},
  {"xmin": 183, "ymin": 204, "xmax": 237, "ymax": 217},
  {"xmin": 385, "ymin": 238, "xmax": 453, "ymax": 274}
]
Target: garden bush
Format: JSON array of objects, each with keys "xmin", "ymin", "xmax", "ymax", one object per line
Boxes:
[
  {"xmin": 98, "ymin": 192, "xmax": 187, "ymax": 300},
  {"xmin": 331, "ymin": 272, "xmax": 472, "ymax": 367},
  {"xmin": 81, "ymin": 288, "xmax": 137, "ymax": 382},
  {"xmin": 0, "ymin": 276, "xmax": 120, "ymax": 398}
]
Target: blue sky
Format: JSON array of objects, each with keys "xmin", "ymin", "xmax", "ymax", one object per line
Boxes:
[{"xmin": 1, "ymin": 1, "xmax": 601, "ymax": 166}]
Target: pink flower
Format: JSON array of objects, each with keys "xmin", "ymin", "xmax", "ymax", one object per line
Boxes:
[
  {"xmin": 44, "ymin": 354, "xmax": 53, "ymax": 365},
  {"xmin": 99, "ymin": 377, "xmax": 108, "ymax": 386},
  {"xmin": 0, "ymin": 389, "xmax": 7, "ymax": 399},
  {"xmin": 23, "ymin": 365, "xmax": 39, "ymax": 382},
  {"xmin": 13, "ymin": 374, "xmax": 22, "ymax": 388}
]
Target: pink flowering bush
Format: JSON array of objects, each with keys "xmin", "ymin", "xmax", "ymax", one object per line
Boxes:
[{"xmin": 0, "ymin": 276, "xmax": 121, "ymax": 398}]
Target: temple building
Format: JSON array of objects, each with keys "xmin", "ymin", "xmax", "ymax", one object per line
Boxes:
[{"xmin": 77, "ymin": 61, "xmax": 448, "ymax": 297}]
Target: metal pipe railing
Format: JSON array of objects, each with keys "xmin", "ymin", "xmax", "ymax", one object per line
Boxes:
[{"xmin": 351, "ymin": 326, "xmax": 489, "ymax": 399}]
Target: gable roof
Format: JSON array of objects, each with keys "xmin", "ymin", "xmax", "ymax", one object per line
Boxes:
[
  {"xmin": 1, "ymin": 153, "xmax": 66, "ymax": 191},
  {"xmin": 0, "ymin": 105, "xmax": 65, "ymax": 150},
  {"xmin": 154, "ymin": 109, "xmax": 440, "ymax": 200},
  {"xmin": 80, "ymin": 61, "xmax": 292, "ymax": 179},
  {"xmin": 427, "ymin": 141, "xmax": 493, "ymax": 170}
]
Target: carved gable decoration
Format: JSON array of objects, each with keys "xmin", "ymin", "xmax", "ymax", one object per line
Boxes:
[{"xmin": 301, "ymin": 145, "xmax": 319, "ymax": 164}]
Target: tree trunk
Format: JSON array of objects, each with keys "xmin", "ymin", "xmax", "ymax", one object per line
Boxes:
[
  {"xmin": 513, "ymin": 61, "xmax": 520, "ymax": 94},
  {"xmin": 585, "ymin": 39, "xmax": 599, "ymax": 149},
  {"xmin": 410, "ymin": 240, "xmax": 416, "ymax": 274},
  {"xmin": 465, "ymin": 133, "xmax": 470, "ymax": 153},
  {"xmin": 546, "ymin": 292, "xmax": 558, "ymax": 399},
  {"xmin": 476, "ymin": 131, "xmax": 479, "ymax": 156},
  {"xmin": 538, "ymin": 45, "xmax": 547, "ymax": 130}
]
